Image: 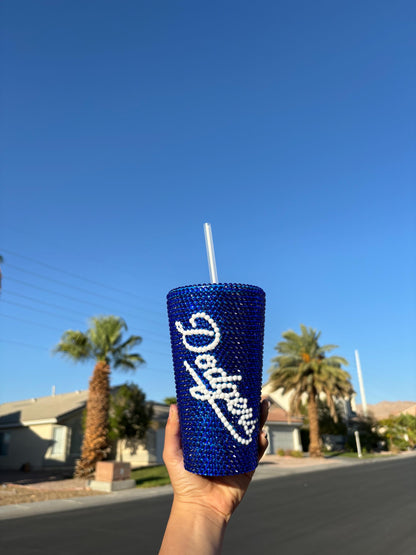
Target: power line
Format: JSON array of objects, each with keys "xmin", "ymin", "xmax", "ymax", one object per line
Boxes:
[
  {"xmin": 140, "ymin": 347, "xmax": 170, "ymax": 357},
  {"xmin": 1, "ymin": 299, "xmax": 82, "ymax": 323},
  {"xmin": 1, "ymin": 247, "xmax": 165, "ymax": 313},
  {"xmin": 6, "ymin": 263, "xmax": 164, "ymax": 323},
  {"xmin": 138, "ymin": 366, "xmax": 171, "ymax": 375},
  {"xmin": 4, "ymin": 289, "xmax": 169, "ymax": 345},
  {"xmin": 0, "ymin": 339, "xmax": 49, "ymax": 351},
  {"xmin": 6, "ymin": 290, "xmax": 92, "ymax": 318},
  {"xmin": 5, "ymin": 276, "xmax": 158, "ymax": 324},
  {"xmin": 0, "ymin": 313, "xmax": 170, "ymax": 358},
  {"xmin": 0, "ymin": 313, "xmax": 63, "ymax": 332}
]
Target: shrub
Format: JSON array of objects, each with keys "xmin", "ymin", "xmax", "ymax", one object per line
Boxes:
[
  {"xmin": 346, "ymin": 414, "xmax": 383, "ymax": 453},
  {"xmin": 290, "ymin": 450, "xmax": 303, "ymax": 458},
  {"xmin": 277, "ymin": 448, "xmax": 285, "ymax": 456},
  {"xmin": 379, "ymin": 414, "xmax": 416, "ymax": 451}
]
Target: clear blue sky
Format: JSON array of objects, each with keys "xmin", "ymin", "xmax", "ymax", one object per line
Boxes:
[{"xmin": 1, "ymin": 1, "xmax": 415, "ymax": 406}]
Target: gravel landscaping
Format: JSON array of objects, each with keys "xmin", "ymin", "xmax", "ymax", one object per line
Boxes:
[{"xmin": 0, "ymin": 471, "xmax": 105, "ymax": 506}]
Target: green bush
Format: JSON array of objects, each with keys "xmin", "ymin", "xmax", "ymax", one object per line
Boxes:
[
  {"xmin": 379, "ymin": 414, "xmax": 415, "ymax": 451},
  {"xmin": 276, "ymin": 448, "xmax": 303, "ymax": 457},
  {"xmin": 346, "ymin": 414, "xmax": 383, "ymax": 453}
]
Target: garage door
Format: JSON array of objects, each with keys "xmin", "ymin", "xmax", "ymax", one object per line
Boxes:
[{"xmin": 271, "ymin": 429, "xmax": 293, "ymax": 452}]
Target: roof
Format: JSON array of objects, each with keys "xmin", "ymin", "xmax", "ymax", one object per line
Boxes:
[
  {"xmin": 0, "ymin": 390, "xmax": 89, "ymax": 427},
  {"xmin": 0, "ymin": 390, "xmax": 170, "ymax": 428},
  {"xmin": 262, "ymin": 396, "xmax": 303, "ymax": 425},
  {"xmin": 150, "ymin": 402, "xmax": 170, "ymax": 421}
]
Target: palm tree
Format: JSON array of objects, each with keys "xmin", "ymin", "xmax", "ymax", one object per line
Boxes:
[
  {"xmin": 54, "ymin": 316, "xmax": 144, "ymax": 477},
  {"xmin": 268, "ymin": 324, "xmax": 352, "ymax": 457}
]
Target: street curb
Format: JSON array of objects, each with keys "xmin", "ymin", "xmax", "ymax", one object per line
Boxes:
[
  {"xmin": 254, "ymin": 451, "xmax": 415, "ymax": 480},
  {"xmin": 0, "ymin": 453, "xmax": 414, "ymax": 521},
  {"xmin": 0, "ymin": 483, "xmax": 174, "ymax": 521}
]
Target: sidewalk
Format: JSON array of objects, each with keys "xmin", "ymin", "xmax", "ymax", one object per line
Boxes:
[
  {"xmin": 0, "ymin": 451, "xmax": 414, "ymax": 521},
  {"xmin": 254, "ymin": 451, "xmax": 405, "ymax": 480}
]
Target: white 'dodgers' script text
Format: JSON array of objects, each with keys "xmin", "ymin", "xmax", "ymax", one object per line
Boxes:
[{"xmin": 175, "ymin": 312, "xmax": 256, "ymax": 445}]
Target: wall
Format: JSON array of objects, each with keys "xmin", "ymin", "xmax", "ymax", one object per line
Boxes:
[
  {"xmin": 0, "ymin": 424, "xmax": 54, "ymax": 470},
  {"xmin": 114, "ymin": 428, "xmax": 166, "ymax": 467}
]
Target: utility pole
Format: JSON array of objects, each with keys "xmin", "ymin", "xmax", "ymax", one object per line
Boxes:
[{"xmin": 354, "ymin": 349, "xmax": 368, "ymax": 417}]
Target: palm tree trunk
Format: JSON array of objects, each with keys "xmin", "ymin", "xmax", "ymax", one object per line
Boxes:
[
  {"xmin": 75, "ymin": 360, "xmax": 111, "ymax": 478},
  {"xmin": 308, "ymin": 390, "xmax": 321, "ymax": 457}
]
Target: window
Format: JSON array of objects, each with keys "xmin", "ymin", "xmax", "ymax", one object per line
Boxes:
[
  {"xmin": 69, "ymin": 422, "xmax": 83, "ymax": 455},
  {"xmin": 51, "ymin": 426, "xmax": 65, "ymax": 456},
  {"xmin": 0, "ymin": 432, "xmax": 11, "ymax": 456}
]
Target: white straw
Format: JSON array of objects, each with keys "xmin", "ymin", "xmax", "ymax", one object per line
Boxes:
[{"xmin": 203, "ymin": 222, "xmax": 218, "ymax": 283}]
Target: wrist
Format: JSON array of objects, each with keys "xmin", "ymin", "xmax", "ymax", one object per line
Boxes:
[
  {"xmin": 159, "ymin": 498, "xmax": 228, "ymax": 554},
  {"xmin": 172, "ymin": 497, "xmax": 230, "ymax": 526}
]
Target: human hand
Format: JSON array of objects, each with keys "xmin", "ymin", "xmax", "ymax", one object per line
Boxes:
[{"xmin": 163, "ymin": 399, "xmax": 269, "ymax": 523}]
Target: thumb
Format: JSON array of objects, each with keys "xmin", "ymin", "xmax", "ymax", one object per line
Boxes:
[{"xmin": 163, "ymin": 404, "xmax": 183, "ymax": 467}]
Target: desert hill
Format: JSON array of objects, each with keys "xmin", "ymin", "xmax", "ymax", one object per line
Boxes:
[{"xmin": 356, "ymin": 400, "xmax": 416, "ymax": 420}]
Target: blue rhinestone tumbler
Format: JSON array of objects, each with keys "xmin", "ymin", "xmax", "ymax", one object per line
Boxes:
[{"xmin": 167, "ymin": 283, "xmax": 266, "ymax": 476}]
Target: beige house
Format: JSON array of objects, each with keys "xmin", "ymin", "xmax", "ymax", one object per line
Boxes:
[
  {"xmin": 262, "ymin": 382, "xmax": 358, "ymax": 453},
  {"xmin": 262, "ymin": 382, "xmax": 356, "ymax": 423},
  {"xmin": 0, "ymin": 391, "xmax": 169, "ymax": 471},
  {"xmin": 262, "ymin": 395, "xmax": 303, "ymax": 453},
  {"xmin": 1, "ymin": 384, "xmax": 332, "ymax": 469}
]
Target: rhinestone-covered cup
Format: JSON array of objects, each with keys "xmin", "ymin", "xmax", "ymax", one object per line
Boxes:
[{"xmin": 167, "ymin": 283, "xmax": 266, "ymax": 476}]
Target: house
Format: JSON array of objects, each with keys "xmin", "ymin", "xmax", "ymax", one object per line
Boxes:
[
  {"xmin": 0, "ymin": 390, "xmax": 169, "ymax": 471},
  {"xmin": 0, "ymin": 384, "xmax": 310, "ymax": 470},
  {"xmin": 110, "ymin": 401, "xmax": 169, "ymax": 467},
  {"xmin": 262, "ymin": 382, "xmax": 356, "ymax": 423},
  {"xmin": 261, "ymin": 381, "xmax": 359, "ymax": 453},
  {"xmin": 262, "ymin": 396, "xmax": 303, "ymax": 453}
]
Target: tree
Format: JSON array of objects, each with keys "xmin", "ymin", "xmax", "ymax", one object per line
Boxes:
[
  {"xmin": 378, "ymin": 414, "xmax": 416, "ymax": 451},
  {"xmin": 268, "ymin": 324, "xmax": 352, "ymax": 457},
  {"xmin": 345, "ymin": 413, "xmax": 382, "ymax": 453},
  {"xmin": 54, "ymin": 316, "xmax": 144, "ymax": 477},
  {"xmin": 163, "ymin": 396, "xmax": 177, "ymax": 406},
  {"xmin": 301, "ymin": 399, "xmax": 348, "ymax": 435},
  {"xmin": 109, "ymin": 383, "xmax": 153, "ymax": 461}
]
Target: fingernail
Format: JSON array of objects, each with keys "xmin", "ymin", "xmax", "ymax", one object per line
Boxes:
[{"xmin": 169, "ymin": 404, "xmax": 178, "ymax": 421}]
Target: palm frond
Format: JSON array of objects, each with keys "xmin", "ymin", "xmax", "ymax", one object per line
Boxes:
[
  {"xmin": 113, "ymin": 353, "xmax": 145, "ymax": 371},
  {"xmin": 115, "ymin": 335, "xmax": 142, "ymax": 352},
  {"xmin": 53, "ymin": 316, "xmax": 144, "ymax": 372},
  {"xmin": 267, "ymin": 325, "xmax": 352, "ymax": 412},
  {"xmin": 317, "ymin": 343, "xmax": 339, "ymax": 354},
  {"xmin": 53, "ymin": 331, "xmax": 92, "ymax": 361},
  {"xmin": 324, "ymin": 355, "xmax": 349, "ymax": 367}
]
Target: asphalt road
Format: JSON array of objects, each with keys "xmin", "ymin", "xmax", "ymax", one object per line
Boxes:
[{"xmin": 0, "ymin": 457, "xmax": 414, "ymax": 555}]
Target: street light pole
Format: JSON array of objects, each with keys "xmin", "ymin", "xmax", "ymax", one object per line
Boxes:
[{"xmin": 355, "ymin": 349, "xmax": 368, "ymax": 417}]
